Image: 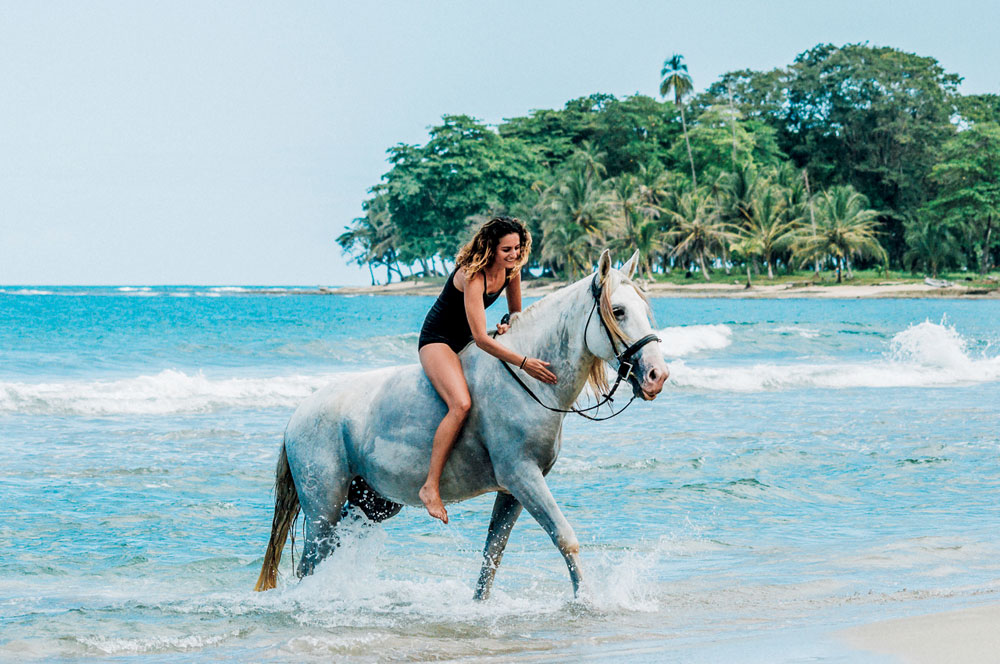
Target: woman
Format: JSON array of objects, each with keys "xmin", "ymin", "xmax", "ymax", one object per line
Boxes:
[{"xmin": 417, "ymin": 216, "xmax": 558, "ymax": 523}]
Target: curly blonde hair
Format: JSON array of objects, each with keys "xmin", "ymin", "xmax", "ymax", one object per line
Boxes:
[{"xmin": 455, "ymin": 216, "xmax": 532, "ymax": 277}]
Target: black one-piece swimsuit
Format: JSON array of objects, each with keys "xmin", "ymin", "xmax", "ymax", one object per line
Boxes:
[{"xmin": 418, "ymin": 269, "xmax": 509, "ymax": 354}]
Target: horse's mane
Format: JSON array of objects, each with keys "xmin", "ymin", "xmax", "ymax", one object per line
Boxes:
[{"xmin": 508, "ymin": 269, "xmax": 655, "ymax": 397}]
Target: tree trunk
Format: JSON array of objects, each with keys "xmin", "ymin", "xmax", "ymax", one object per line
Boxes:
[
  {"xmin": 982, "ymin": 215, "xmax": 994, "ymax": 274},
  {"xmin": 728, "ymin": 84, "xmax": 738, "ymax": 168},
  {"xmin": 698, "ymin": 254, "xmax": 711, "ymax": 282},
  {"xmin": 745, "ymin": 263, "xmax": 752, "ymax": 289},
  {"xmin": 368, "ymin": 262, "xmax": 376, "ymax": 286},
  {"xmin": 836, "ymin": 258, "xmax": 843, "ymax": 283},
  {"xmin": 680, "ymin": 104, "xmax": 697, "ymax": 188},
  {"xmin": 803, "ymin": 169, "xmax": 820, "ymax": 274}
]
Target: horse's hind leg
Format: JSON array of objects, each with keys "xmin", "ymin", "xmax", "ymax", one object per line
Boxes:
[
  {"xmin": 298, "ymin": 497, "xmax": 347, "ymax": 578},
  {"xmin": 286, "ymin": 449, "xmax": 352, "ymax": 578},
  {"xmin": 473, "ymin": 492, "xmax": 523, "ymax": 600}
]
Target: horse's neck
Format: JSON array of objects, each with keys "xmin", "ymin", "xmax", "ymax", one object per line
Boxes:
[{"xmin": 500, "ymin": 279, "xmax": 596, "ymax": 410}]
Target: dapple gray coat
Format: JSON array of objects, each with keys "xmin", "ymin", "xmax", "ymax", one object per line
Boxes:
[{"xmin": 255, "ymin": 251, "xmax": 668, "ymax": 598}]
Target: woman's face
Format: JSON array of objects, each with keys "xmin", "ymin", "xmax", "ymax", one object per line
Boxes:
[{"xmin": 492, "ymin": 232, "xmax": 521, "ymax": 269}]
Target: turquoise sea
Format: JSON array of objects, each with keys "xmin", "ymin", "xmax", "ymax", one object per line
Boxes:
[{"xmin": 1, "ymin": 286, "xmax": 999, "ymax": 662}]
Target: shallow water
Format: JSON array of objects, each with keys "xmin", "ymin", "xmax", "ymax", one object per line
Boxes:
[{"xmin": 1, "ymin": 287, "xmax": 999, "ymax": 661}]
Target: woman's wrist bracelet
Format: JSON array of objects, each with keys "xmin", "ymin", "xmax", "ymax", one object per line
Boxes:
[{"xmin": 519, "ymin": 356, "xmax": 527, "ymax": 370}]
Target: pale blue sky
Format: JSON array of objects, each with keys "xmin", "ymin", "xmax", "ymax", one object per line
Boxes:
[{"xmin": 1, "ymin": 1, "xmax": 996, "ymax": 285}]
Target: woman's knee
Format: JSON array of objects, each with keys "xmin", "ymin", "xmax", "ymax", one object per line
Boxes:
[{"xmin": 449, "ymin": 395, "xmax": 472, "ymax": 418}]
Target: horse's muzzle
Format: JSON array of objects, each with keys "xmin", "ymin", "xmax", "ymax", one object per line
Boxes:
[{"xmin": 630, "ymin": 363, "xmax": 668, "ymax": 400}]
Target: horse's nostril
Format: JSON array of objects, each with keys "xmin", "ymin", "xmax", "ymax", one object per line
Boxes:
[{"xmin": 648, "ymin": 367, "xmax": 668, "ymax": 383}]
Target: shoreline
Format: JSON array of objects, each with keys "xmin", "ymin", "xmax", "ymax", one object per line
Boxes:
[
  {"xmin": 842, "ymin": 601, "xmax": 1000, "ymax": 663},
  {"xmin": 327, "ymin": 280, "xmax": 1000, "ymax": 299}
]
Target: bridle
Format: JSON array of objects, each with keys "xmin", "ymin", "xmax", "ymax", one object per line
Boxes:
[{"xmin": 497, "ymin": 273, "xmax": 661, "ymax": 421}]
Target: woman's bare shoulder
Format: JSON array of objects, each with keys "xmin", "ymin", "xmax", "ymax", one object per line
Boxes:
[{"xmin": 455, "ymin": 268, "xmax": 485, "ymax": 295}]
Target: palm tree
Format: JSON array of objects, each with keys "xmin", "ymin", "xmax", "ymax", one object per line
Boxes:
[
  {"xmin": 737, "ymin": 185, "xmax": 801, "ymax": 280},
  {"xmin": 609, "ymin": 173, "xmax": 663, "ymax": 279},
  {"xmin": 718, "ymin": 163, "xmax": 762, "ymax": 226},
  {"xmin": 903, "ymin": 216, "xmax": 962, "ymax": 278},
  {"xmin": 660, "ymin": 54, "xmax": 697, "ymax": 188},
  {"xmin": 574, "ymin": 140, "xmax": 608, "ymax": 182},
  {"xmin": 664, "ymin": 189, "xmax": 732, "ymax": 281},
  {"xmin": 337, "ymin": 194, "xmax": 401, "ymax": 285},
  {"xmin": 541, "ymin": 162, "xmax": 613, "ymax": 280},
  {"xmin": 793, "ymin": 185, "xmax": 887, "ymax": 283}
]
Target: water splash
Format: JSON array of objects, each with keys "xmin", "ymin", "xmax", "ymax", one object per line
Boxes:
[{"xmin": 889, "ymin": 318, "xmax": 972, "ymax": 369}]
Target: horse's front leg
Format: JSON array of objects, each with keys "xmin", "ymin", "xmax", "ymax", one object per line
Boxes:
[
  {"xmin": 498, "ymin": 464, "xmax": 582, "ymax": 596},
  {"xmin": 474, "ymin": 491, "xmax": 523, "ymax": 601}
]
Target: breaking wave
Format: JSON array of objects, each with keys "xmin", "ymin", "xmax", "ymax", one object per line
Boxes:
[
  {"xmin": 0, "ymin": 370, "xmax": 334, "ymax": 416},
  {"xmin": 1, "ymin": 323, "xmax": 995, "ymax": 415},
  {"xmin": 669, "ymin": 321, "xmax": 1000, "ymax": 392},
  {"xmin": 657, "ymin": 324, "xmax": 733, "ymax": 357}
]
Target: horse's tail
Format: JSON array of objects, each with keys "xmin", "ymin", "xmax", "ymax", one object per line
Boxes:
[{"xmin": 254, "ymin": 443, "xmax": 300, "ymax": 592}]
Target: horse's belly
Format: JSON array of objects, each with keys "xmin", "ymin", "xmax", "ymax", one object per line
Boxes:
[{"xmin": 358, "ymin": 430, "xmax": 498, "ymax": 506}]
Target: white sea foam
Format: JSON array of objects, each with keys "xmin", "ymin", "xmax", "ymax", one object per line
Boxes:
[
  {"xmin": 0, "ymin": 369, "xmax": 334, "ymax": 415},
  {"xmin": 657, "ymin": 324, "xmax": 733, "ymax": 357},
  {"xmin": 77, "ymin": 631, "xmax": 240, "ymax": 655},
  {"xmin": 116, "ymin": 286, "xmax": 158, "ymax": 296},
  {"xmin": 889, "ymin": 320, "xmax": 972, "ymax": 368},
  {"xmin": 249, "ymin": 518, "xmax": 666, "ymax": 624},
  {"xmin": 1, "ymin": 289, "xmax": 55, "ymax": 295},
  {"xmin": 669, "ymin": 321, "xmax": 1000, "ymax": 392},
  {"xmin": 773, "ymin": 325, "xmax": 820, "ymax": 339},
  {"xmin": 1, "ymin": 324, "xmax": 993, "ymax": 415}
]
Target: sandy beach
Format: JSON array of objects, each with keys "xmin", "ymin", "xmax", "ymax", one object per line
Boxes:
[
  {"xmin": 843, "ymin": 602, "xmax": 1000, "ymax": 663},
  {"xmin": 328, "ymin": 279, "xmax": 999, "ymax": 299}
]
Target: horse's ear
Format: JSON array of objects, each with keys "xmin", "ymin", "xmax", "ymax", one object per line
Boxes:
[
  {"xmin": 621, "ymin": 250, "xmax": 640, "ymax": 280},
  {"xmin": 597, "ymin": 249, "xmax": 612, "ymax": 284}
]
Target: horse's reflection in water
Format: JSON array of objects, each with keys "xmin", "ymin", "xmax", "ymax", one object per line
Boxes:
[{"xmin": 255, "ymin": 250, "xmax": 668, "ymax": 599}]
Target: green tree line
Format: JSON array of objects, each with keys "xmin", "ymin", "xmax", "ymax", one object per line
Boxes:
[{"xmin": 338, "ymin": 43, "xmax": 1000, "ymax": 284}]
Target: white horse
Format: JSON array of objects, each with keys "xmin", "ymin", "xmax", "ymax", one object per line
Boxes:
[{"xmin": 255, "ymin": 250, "xmax": 669, "ymax": 598}]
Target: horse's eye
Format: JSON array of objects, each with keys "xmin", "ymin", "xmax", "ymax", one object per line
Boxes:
[{"xmin": 612, "ymin": 306, "xmax": 625, "ymax": 319}]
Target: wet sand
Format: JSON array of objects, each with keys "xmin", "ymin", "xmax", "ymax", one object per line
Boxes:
[{"xmin": 843, "ymin": 603, "xmax": 1000, "ymax": 663}]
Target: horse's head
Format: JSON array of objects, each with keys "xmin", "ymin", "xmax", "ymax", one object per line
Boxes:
[{"xmin": 584, "ymin": 250, "xmax": 669, "ymax": 401}]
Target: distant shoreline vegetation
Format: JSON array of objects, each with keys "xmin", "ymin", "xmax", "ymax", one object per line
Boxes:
[{"xmin": 337, "ymin": 43, "xmax": 1000, "ymax": 287}]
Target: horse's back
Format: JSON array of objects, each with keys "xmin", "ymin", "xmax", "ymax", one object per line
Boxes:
[{"xmin": 284, "ymin": 361, "xmax": 500, "ymax": 507}]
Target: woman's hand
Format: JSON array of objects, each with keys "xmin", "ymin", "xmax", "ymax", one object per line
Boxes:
[
  {"xmin": 522, "ymin": 358, "xmax": 557, "ymax": 384},
  {"xmin": 496, "ymin": 322, "xmax": 510, "ymax": 335}
]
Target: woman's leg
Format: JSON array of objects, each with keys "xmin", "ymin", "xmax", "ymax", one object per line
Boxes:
[{"xmin": 418, "ymin": 343, "xmax": 472, "ymax": 524}]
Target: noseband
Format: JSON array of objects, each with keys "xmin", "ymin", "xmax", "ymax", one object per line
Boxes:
[{"xmin": 497, "ymin": 273, "xmax": 661, "ymax": 421}]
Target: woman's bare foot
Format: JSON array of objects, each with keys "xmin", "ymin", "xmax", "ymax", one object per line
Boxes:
[{"xmin": 419, "ymin": 484, "xmax": 449, "ymax": 524}]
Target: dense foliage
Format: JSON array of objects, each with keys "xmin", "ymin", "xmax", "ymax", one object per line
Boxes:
[{"xmin": 338, "ymin": 43, "xmax": 1000, "ymax": 284}]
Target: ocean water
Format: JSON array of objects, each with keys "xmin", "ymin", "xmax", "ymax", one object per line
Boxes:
[{"xmin": 1, "ymin": 286, "xmax": 999, "ymax": 662}]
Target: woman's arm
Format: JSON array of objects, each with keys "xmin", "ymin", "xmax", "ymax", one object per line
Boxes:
[
  {"xmin": 505, "ymin": 269, "xmax": 522, "ymax": 314},
  {"xmin": 496, "ymin": 270, "xmax": 522, "ymax": 335},
  {"xmin": 464, "ymin": 272, "xmax": 556, "ymax": 384}
]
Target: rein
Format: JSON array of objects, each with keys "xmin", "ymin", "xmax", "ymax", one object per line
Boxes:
[{"xmin": 497, "ymin": 274, "xmax": 660, "ymax": 422}]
